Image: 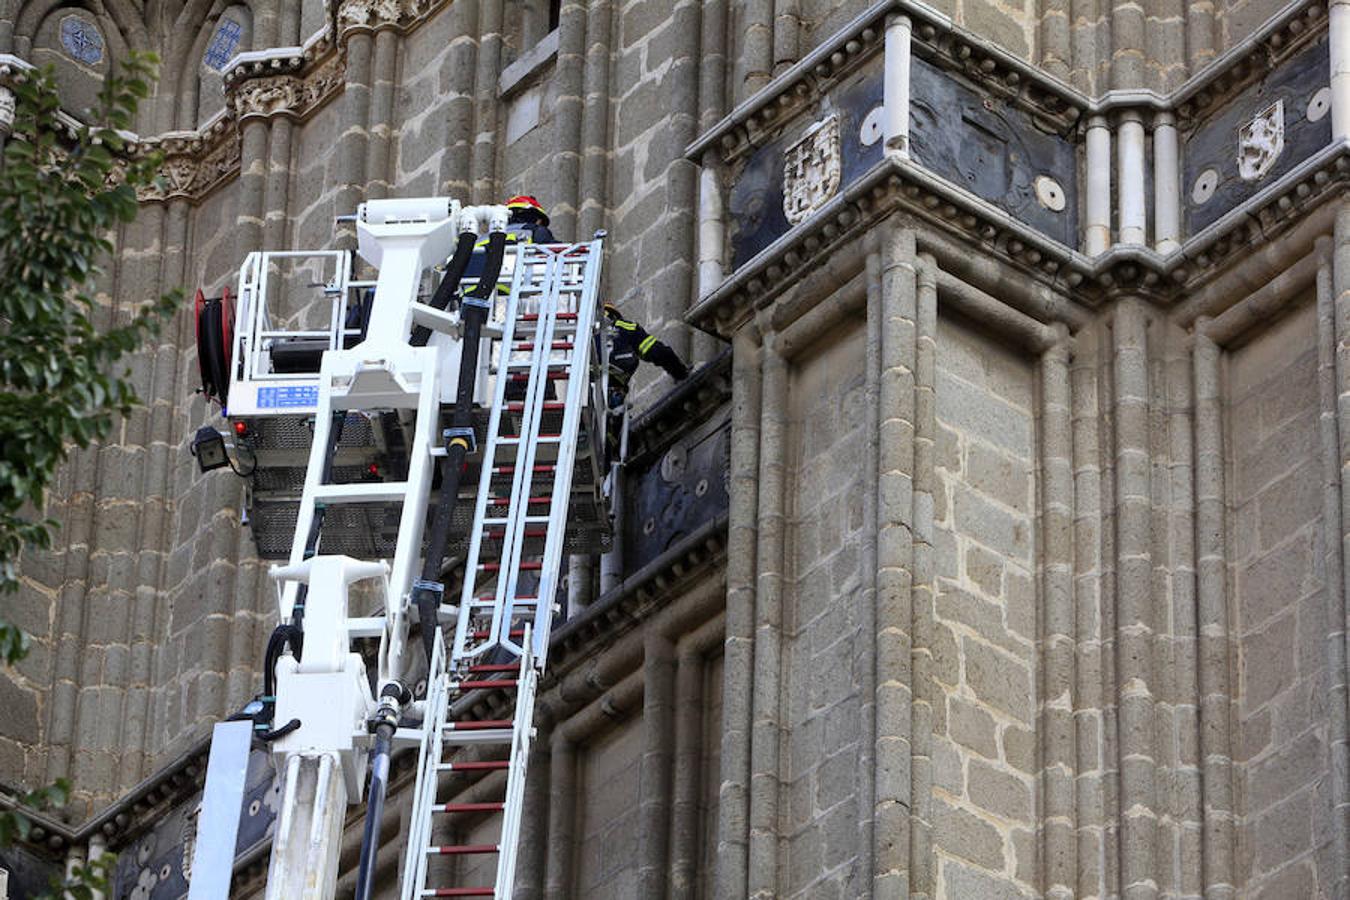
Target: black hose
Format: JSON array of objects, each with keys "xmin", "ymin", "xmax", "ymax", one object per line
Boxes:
[
  {"xmin": 354, "ymin": 682, "xmax": 407, "ymax": 900},
  {"xmin": 413, "ymin": 230, "xmax": 507, "ymax": 667},
  {"xmin": 354, "ymin": 720, "xmax": 394, "ymax": 900},
  {"xmin": 411, "ymin": 230, "xmax": 478, "ymax": 348}
]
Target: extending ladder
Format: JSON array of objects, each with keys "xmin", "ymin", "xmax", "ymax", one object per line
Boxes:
[{"xmin": 401, "ymin": 239, "xmax": 605, "ymax": 899}]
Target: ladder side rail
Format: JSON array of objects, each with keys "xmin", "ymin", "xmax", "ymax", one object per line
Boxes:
[
  {"xmin": 240, "ymin": 252, "xmax": 265, "ymax": 383},
  {"xmin": 257, "ymin": 252, "xmax": 275, "ymax": 377},
  {"xmin": 493, "ymin": 249, "xmax": 566, "ymax": 653},
  {"xmin": 381, "ymin": 350, "xmax": 441, "ymax": 684},
  {"xmin": 329, "ymin": 251, "xmax": 350, "ymax": 353},
  {"xmin": 493, "ymin": 626, "xmax": 538, "ymax": 899},
  {"xmin": 530, "ymin": 241, "xmax": 603, "ymax": 666},
  {"xmin": 279, "ymin": 377, "xmax": 340, "ymax": 621},
  {"xmin": 401, "ymin": 633, "xmax": 448, "ymax": 900},
  {"xmin": 451, "ymin": 247, "xmax": 531, "ymax": 663}
]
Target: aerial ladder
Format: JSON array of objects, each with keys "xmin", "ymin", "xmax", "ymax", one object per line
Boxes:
[{"xmin": 187, "ymin": 196, "xmax": 612, "ymax": 900}]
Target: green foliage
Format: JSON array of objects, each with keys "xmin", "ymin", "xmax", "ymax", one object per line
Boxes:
[
  {"xmin": 0, "ymin": 53, "xmax": 178, "ymax": 664},
  {"xmin": 0, "ymin": 52, "xmax": 170, "ymax": 893}
]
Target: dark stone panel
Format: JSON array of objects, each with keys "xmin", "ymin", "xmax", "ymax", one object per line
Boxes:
[
  {"xmin": 0, "ymin": 843, "xmax": 57, "ymax": 898},
  {"xmin": 624, "ymin": 415, "xmax": 730, "ymax": 575},
  {"xmin": 909, "ymin": 55, "xmax": 1078, "ymax": 246},
  {"xmin": 1184, "ymin": 38, "xmax": 1331, "ymax": 236},
  {"xmin": 728, "ymin": 62, "xmax": 885, "ymax": 270},
  {"xmin": 111, "ymin": 748, "xmax": 279, "ymax": 900},
  {"xmin": 726, "ymin": 56, "xmax": 1079, "ymax": 271}
]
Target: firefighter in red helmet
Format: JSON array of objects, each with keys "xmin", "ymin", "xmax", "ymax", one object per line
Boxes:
[{"xmin": 504, "ymin": 194, "xmax": 556, "ymax": 244}]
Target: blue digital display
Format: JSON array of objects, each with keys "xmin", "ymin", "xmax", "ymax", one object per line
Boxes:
[{"xmin": 256, "ymin": 385, "xmax": 318, "ymax": 409}]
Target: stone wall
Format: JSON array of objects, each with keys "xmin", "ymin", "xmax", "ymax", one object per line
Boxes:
[
  {"xmin": 1226, "ymin": 300, "xmax": 1340, "ymax": 899},
  {"xmin": 930, "ymin": 314, "xmax": 1039, "ymax": 899}
]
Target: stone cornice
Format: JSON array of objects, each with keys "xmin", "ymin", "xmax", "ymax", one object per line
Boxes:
[
  {"xmin": 686, "ymin": 0, "xmax": 1088, "ymax": 166},
  {"xmin": 686, "ymin": 0, "xmax": 1327, "ymax": 165},
  {"xmin": 687, "ymin": 141, "xmax": 1350, "ymax": 337}
]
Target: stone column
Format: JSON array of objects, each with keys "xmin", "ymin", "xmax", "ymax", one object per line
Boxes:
[
  {"xmin": 716, "ymin": 324, "xmax": 762, "ymax": 900},
  {"xmin": 735, "ymin": 0, "xmax": 773, "ymax": 103},
  {"xmin": 638, "ymin": 634, "xmax": 676, "ymax": 897},
  {"xmin": 1152, "ymin": 112, "xmax": 1180, "ymax": 254},
  {"xmin": 670, "ymin": 640, "xmax": 708, "ymax": 899},
  {"xmin": 1039, "ymin": 0, "xmax": 1072, "ymax": 80},
  {"xmin": 543, "ymin": 737, "xmax": 577, "ymax": 900},
  {"xmin": 910, "ymin": 251, "xmax": 938, "ymax": 899},
  {"xmin": 552, "ymin": 0, "xmax": 587, "ymax": 239},
  {"xmin": 874, "ymin": 222, "xmax": 918, "ymax": 895},
  {"xmin": 747, "ymin": 331, "xmax": 787, "ymax": 900},
  {"xmin": 1331, "ymin": 0, "xmax": 1350, "ymax": 141},
  {"xmin": 1113, "ymin": 298, "xmax": 1157, "ymax": 900},
  {"xmin": 1040, "ymin": 328, "xmax": 1077, "ymax": 899},
  {"xmin": 884, "ymin": 14, "xmax": 912, "ymax": 159},
  {"xmin": 262, "ymin": 119, "xmax": 293, "ymax": 250},
  {"xmin": 438, "ymin": 0, "xmax": 478, "ymax": 197},
  {"xmin": 1116, "ymin": 111, "xmax": 1147, "ymax": 247},
  {"xmin": 1071, "ymin": 325, "xmax": 1108, "ymax": 899},
  {"xmin": 364, "ymin": 29, "xmax": 399, "ymax": 202},
  {"xmin": 1085, "ymin": 116, "xmax": 1112, "ymax": 255},
  {"xmin": 335, "ymin": 32, "xmax": 374, "ymax": 246},
  {"xmin": 235, "ymin": 118, "xmax": 271, "ymax": 257},
  {"xmin": 772, "ymin": 0, "xmax": 800, "ymax": 75},
  {"xmin": 1329, "ymin": 206, "xmax": 1350, "ymax": 895},
  {"xmin": 1316, "ymin": 236, "xmax": 1350, "ymax": 899},
  {"xmin": 1192, "ymin": 322, "xmax": 1235, "ymax": 899},
  {"xmin": 471, "ymin": 0, "xmax": 504, "ymax": 205}
]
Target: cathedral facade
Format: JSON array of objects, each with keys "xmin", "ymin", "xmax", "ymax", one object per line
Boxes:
[{"xmin": 2, "ymin": 0, "xmax": 1349, "ymax": 897}]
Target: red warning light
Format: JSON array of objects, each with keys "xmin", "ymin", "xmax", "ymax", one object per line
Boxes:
[
  {"xmin": 368, "ymin": 463, "xmax": 380, "ymax": 476},
  {"xmin": 233, "ymin": 421, "xmax": 248, "ymax": 436}
]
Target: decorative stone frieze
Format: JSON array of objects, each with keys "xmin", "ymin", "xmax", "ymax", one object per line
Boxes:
[
  {"xmin": 782, "ymin": 115, "xmax": 842, "ymax": 224},
  {"xmin": 0, "ymin": 85, "xmax": 14, "ymax": 136}
]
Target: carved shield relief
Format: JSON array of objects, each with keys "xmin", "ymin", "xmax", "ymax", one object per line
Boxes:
[
  {"xmin": 782, "ymin": 115, "xmax": 842, "ymax": 225},
  {"xmin": 1238, "ymin": 100, "xmax": 1285, "ymax": 182}
]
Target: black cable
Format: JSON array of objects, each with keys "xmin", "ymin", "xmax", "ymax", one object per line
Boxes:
[
  {"xmin": 412, "ymin": 230, "xmax": 507, "ymax": 667},
  {"xmin": 354, "ymin": 683, "xmax": 408, "ymax": 900},
  {"xmin": 411, "ymin": 229, "xmax": 478, "ymax": 348}
]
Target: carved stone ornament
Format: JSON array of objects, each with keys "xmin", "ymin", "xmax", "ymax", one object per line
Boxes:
[
  {"xmin": 0, "ymin": 85, "xmax": 14, "ymax": 135},
  {"xmin": 1237, "ymin": 99, "xmax": 1284, "ymax": 182},
  {"xmin": 782, "ymin": 114, "xmax": 842, "ymax": 225},
  {"xmin": 234, "ymin": 74, "xmax": 304, "ymax": 119},
  {"xmin": 338, "ymin": 0, "xmax": 411, "ymax": 30}
]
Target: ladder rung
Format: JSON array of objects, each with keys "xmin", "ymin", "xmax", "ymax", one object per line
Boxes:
[
  {"xmin": 468, "ymin": 664, "xmax": 521, "ymax": 674},
  {"xmin": 450, "ymin": 679, "xmax": 519, "ymax": 691},
  {"xmin": 429, "ymin": 844, "xmax": 499, "ymax": 855},
  {"xmin": 475, "ymin": 595, "xmax": 538, "ymax": 602},
  {"xmin": 478, "ymin": 561, "xmax": 542, "ymax": 572},
  {"xmin": 470, "ymin": 628, "xmax": 526, "ymax": 639},
  {"xmin": 485, "ymin": 496, "xmax": 552, "ymax": 507},
  {"xmin": 496, "ymin": 435, "xmax": 562, "ymax": 445},
  {"xmin": 504, "ymin": 401, "xmax": 566, "ymax": 412},
  {"xmin": 310, "ymin": 481, "xmax": 408, "ymax": 503},
  {"xmin": 479, "ymin": 516, "xmax": 550, "ymax": 525},
  {"xmin": 443, "ymin": 728, "xmax": 515, "ymax": 746},
  {"xmin": 425, "ymin": 889, "xmax": 494, "ymax": 897},
  {"xmin": 438, "ymin": 802, "xmax": 505, "ymax": 813},
  {"xmin": 483, "ymin": 528, "xmax": 548, "ymax": 539},
  {"xmin": 508, "ymin": 372, "xmax": 567, "ymax": 381},
  {"xmin": 512, "ymin": 341, "xmax": 573, "ymax": 351},
  {"xmin": 437, "ymin": 759, "xmax": 511, "ymax": 772},
  {"xmin": 519, "ymin": 312, "xmax": 577, "ymax": 321},
  {"xmin": 490, "ymin": 464, "xmax": 556, "ymax": 475},
  {"xmin": 445, "ymin": 718, "xmax": 514, "ymax": 730}
]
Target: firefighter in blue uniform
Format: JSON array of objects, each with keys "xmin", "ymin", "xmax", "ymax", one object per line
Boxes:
[{"xmin": 601, "ymin": 303, "xmax": 689, "ymax": 461}]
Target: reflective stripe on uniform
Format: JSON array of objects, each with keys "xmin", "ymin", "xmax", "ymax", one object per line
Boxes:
[
  {"xmin": 613, "ymin": 319, "xmax": 637, "ymax": 331},
  {"xmin": 638, "ymin": 334, "xmax": 658, "ymax": 355}
]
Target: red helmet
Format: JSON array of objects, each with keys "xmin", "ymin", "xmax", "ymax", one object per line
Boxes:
[{"xmin": 505, "ymin": 194, "xmax": 549, "ymax": 226}]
